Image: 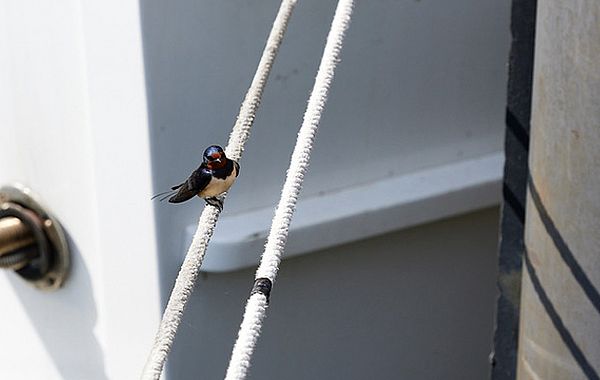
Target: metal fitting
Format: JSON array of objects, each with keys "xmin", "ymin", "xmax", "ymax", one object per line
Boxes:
[{"xmin": 0, "ymin": 184, "xmax": 70, "ymax": 290}]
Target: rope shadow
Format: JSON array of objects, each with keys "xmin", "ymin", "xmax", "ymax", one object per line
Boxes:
[
  {"xmin": 506, "ymin": 109, "xmax": 530, "ymax": 151},
  {"xmin": 523, "ymin": 250, "xmax": 599, "ymax": 380},
  {"xmin": 528, "ymin": 175, "xmax": 600, "ymax": 315}
]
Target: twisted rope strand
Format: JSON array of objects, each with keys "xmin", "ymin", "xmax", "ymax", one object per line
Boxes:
[
  {"xmin": 141, "ymin": 1, "xmax": 297, "ymax": 378},
  {"xmin": 224, "ymin": 1, "xmax": 354, "ymax": 379}
]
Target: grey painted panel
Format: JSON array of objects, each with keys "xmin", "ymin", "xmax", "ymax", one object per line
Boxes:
[
  {"xmin": 139, "ymin": 0, "xmax": 509, "ymax": 378},
  {"xmin": 142, "ymin": 0, "xmax": 510, "ymax": 215},
  {"xmin": 168, "ymin": 208, "xmax": 499, "ymax": 379}
]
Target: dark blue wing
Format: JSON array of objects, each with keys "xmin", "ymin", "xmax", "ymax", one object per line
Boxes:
[{"xmin": 168, "ymin": 167, "xmax": 211, "ymax": 203}]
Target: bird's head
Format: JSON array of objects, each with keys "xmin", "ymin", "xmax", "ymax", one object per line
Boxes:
[{"xmin": 203, "ymin": 145, "xmax": 226, "ymax": 169}]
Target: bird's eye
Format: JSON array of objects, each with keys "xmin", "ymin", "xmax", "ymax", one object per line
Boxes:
[{"xmin": 211, "ymin": 153, "xmax": 220, "ymax": 159}]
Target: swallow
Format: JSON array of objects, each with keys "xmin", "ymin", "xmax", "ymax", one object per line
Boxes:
[{"xmin": 152, "ymin": 145, "xmax": 239, "ymax": 211}]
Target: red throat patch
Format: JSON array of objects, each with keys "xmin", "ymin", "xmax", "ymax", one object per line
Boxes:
[{"xmin": 208, "ymin": 160, "xmax": 226, "ymax": 170}]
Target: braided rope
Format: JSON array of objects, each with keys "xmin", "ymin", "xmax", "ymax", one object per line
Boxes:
[
  {"xmin": 141, "ymin": 1, "xmax": 297, "ymax": 378},
  {"xmin": 224, "ymin": 1, "xmax": 354, "ymax": 378}
]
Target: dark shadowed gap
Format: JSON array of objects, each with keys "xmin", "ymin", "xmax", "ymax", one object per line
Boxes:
[
  {"xmin": 491, "ymin": 0, "xmax": 537, "ymax": 380},
  {"xmin": 491, "ymin": 0, "xmax": 538, "ymax": 378}
]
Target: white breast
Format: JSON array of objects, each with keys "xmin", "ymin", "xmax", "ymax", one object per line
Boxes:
[{"xmin": 198, "ymin": 165, "xmax": 238, "ymax": 198}]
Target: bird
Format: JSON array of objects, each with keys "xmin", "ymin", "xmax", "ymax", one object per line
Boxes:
[{"xmin": 152, "ymin": 145, "xmax": 239, "ymax": 211}]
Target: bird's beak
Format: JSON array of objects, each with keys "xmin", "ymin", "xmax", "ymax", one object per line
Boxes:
[{"xmin": 213, "ymin": 158, "xmax": 222, "ymax": 164}]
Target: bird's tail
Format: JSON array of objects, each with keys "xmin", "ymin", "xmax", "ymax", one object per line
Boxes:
[
  {"xmin": 151, "ymin": 184, "xmax": 183, "ymax": 202},
  {"xmin": 165, "ymin": 184, "xmax": 197, "ymax": 203}
]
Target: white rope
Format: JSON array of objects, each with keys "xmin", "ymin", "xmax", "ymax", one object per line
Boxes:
[
  {"xmin": 141, "ymin": 1, "xmax": 297, "ymax": 378},
  {"xmin": 224, "ymin": 1, "xmax": 354, "ymax": 379}
]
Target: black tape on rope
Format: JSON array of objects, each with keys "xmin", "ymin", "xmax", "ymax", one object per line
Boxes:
[{"xmin": 251, "ymin": 278, "xmax": 272, "ymax": 303}]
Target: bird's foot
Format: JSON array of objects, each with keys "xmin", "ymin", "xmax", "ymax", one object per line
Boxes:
[{"xmin": 205, "ymin": 196, "xmax": 224, "ymax": 212}]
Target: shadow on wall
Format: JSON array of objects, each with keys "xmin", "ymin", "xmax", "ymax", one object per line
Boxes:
[{"xmin": 7, "ymin": 233, "xmax": 108, "ymax": 380}]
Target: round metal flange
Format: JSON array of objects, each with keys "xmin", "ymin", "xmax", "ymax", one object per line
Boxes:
[
  {"xmin": 0, "ymin": 203, "xmax": 50, "ymax": 275},
  {"xmin": 0, "ymin": 184, "xmax": 70, "ymax": 290}
]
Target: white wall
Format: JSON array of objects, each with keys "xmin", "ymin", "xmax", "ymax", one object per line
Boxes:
[{"xmin": 0, "ymin": 1, "xmax": 160, "ymax": 379}]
